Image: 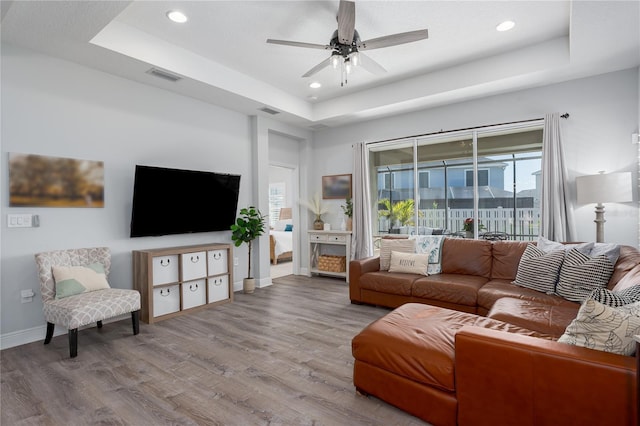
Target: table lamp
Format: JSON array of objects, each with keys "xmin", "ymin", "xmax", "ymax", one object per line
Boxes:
[{"xmin": 576, "ymin": 171, "xmax": 633, "ymax": 242}]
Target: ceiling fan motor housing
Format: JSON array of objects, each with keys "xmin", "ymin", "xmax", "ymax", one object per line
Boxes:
[{"xmin": 330, "ymin": 29, "xmax": 360, "ymax": 58}]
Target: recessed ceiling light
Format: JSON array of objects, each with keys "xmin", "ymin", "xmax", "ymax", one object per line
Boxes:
[
  {"xmin": 496, "ymin": 20, "xmax": 515, "ymax": 32},
  {"xmin": 307, "ymin": 95, "xmax": 318, "ymax": 100},
  {"xmin": 166, "ymin": 10, "xmax": 188, "ymax": 23},
  {"xmin": 309, "ymin": 82, "xmax": 322, "ymax": 89}
]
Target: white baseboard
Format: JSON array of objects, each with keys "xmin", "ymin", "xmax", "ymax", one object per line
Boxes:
[{"xmin": 0, "ymin": 314, "xmax": 129, "ymax": 351}]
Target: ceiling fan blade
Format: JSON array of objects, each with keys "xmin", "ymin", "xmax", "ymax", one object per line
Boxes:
[
  {"xmin": 302, "ymin": 57, "xmax": 331, "ymax": 78},
  {"xmin": 359, "ymin": 29, "xmax": 429, "ymax": 50},
  {"xmin": 337, "ymin": 0, "xmax": 355, "ymax": 45},
  {"xmin": 358, "ymin": 52, "xmax": 386, "ymax": 75},
  {"xmin": 267, "ymin": 39, "xmax": 330, "ymax": 50}
]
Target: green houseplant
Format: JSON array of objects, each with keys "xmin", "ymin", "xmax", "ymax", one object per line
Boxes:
[
  {"xmin": 341, "ymin": 197, "xmax": 353, "ymax": 231},
  {"xmin": 230, "ymin": 206, "xmax": 266, "ymax": 293}
]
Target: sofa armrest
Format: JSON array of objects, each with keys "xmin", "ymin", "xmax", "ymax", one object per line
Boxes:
[
  {"xmin": 349, "ymin": 256, "xmax": 380, "ymax": 302},
  {"xmin": 455, "ymin": 326, "xmax": 637, "ymax": 426}
]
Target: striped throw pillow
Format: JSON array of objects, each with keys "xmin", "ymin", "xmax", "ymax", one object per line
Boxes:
[
  {"xmin": 513, "ymin": 244, "xmax": 565, "ymax": 293},
  {"xmin": 588, "ymin": 286, "xmax": 640, "ymax": 307},
  {"xmin": 379, "ymin": 239, "xmax": 416, "ymax": 271},
  {"xmin": 556, "ymin": 248, "xmax": 614, "ymax": 303}
]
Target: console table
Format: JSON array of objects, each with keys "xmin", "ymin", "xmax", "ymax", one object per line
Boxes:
[{"xmin": 308, "ymin": 230, "xmax": 352, "ymax": 282}]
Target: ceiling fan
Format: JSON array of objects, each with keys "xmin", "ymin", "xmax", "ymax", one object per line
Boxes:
[{"xmin": 266, "ymin": 0, "xmax": 429, "ymax": 86}]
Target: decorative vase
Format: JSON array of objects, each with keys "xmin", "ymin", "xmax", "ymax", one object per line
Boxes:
[
  {"xmin": 243, "ymin": 278, "xmax": 255, "ymax": 294},
  {"xmin": 340, "ymin": 216, "xmax": 347, "ymax": 231},
  {"xmin": 465, "ymin": 231, "xmax": 473, "ymax": 239},
  {"xmin": 313, "ymin": 216, "xmax": 324, "ymax": 230},
  {"xmin": 346, "ymin": 217, "xmax": 353, "ymax": 231}
]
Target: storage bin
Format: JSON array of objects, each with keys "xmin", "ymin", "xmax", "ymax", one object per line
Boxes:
[
  {"xmin": 151, "ymin": 255, "xmax": 179, "ymax": 285},
  {"xmin": 208, "ymin": 275, "xmax": 230, "ymax": 303},
  {"xmin": 207, "ymin": 249, "xmax": 228, "ymax": 275},
  {"xmin": 318, "ymin": 255, "xmax": 346, "ymax": 272},
  {"xmin": 153, "ymin": 284, "xmax": 180, "ymax": 317},
  {"xmin": 181, "ymin": 279, "xmax": 207, "ymax": 310},
  {"xmin": 181, "ymin": 251, "xmax": 207, "ymax": 281}
]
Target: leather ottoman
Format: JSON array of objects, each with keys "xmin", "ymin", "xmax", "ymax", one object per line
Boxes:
[{"xmin": 352, "ymin": 303, "xmax": 553, "ymax": 426}]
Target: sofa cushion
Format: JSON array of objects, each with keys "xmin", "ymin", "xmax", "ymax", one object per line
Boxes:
[
  {"xmin": 412, "ymin": 274, "xmax": 488, "ymax": 307},
  {"xmin": 513, "ymin": 244, "xmax": 565, "ymax": 294},
  {"xmin": 556, "ymin": 248, "xmax": 614, "ymax": 302},
  {"xmin": 490, "ymin": 241, "xmax": 529, "ymax": 280},
  {"xmin": 359, "ymin": 271, "xmax": 420, "ymax": 296},
  {"xmin": 440, "ymin": 238, "xmax": 493, "ymax": 278},
  {"xmin": 477, "ymin": 280, "xmax": 577, "ymax": 314},
  {"xmin": 609, "ymin": 246, "xmax": 640, "ymax": 290},
  {"xmin": 352, "ymin": 303, "xmax": 554, "ymax": 393},
  {"xmin": 558, "ymin": 299, "xmax": 640, "ymax": 356},
  {"xmin": 487, "ymin": 297, "xmax": 579, "ymax": 338},
  {"xmin": 379, "ymin": 239, "xmax": 416, "ymax": 271}
]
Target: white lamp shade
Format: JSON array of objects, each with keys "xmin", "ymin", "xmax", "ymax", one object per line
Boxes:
[{"xmin": 576, "ymin": 172, "xmax": 633, "ymax": 204}]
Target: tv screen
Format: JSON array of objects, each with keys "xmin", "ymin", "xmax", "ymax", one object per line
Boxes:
[{"xmin": 130, "ymin": 165, "xmax": 241, "ymax": 237}]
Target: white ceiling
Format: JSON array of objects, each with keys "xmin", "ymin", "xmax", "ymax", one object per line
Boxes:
[{"xmin": 1, "ymin": 1, "xmax": 639, "ymax": 129}]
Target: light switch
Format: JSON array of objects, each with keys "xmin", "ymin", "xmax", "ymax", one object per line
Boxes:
[{"xmin": 7, "ymin": 214, "xmax": 36, "ymax": 228}]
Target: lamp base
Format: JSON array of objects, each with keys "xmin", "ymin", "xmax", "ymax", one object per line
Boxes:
[{"xmin": 593, "ymin": 203, "xmax": 606, "ymax": 243}]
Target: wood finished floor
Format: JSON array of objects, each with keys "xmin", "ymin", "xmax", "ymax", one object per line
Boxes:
[{"xmin": 1, "ymin": 275, "xmax": 428, "ymax": 425}]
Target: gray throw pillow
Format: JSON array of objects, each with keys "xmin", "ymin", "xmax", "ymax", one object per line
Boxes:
[
  {"xmin": 556, "ymin": 248, "xmax": 614, "ymax": 303},
  {"xmin": 588, "ymin": 286, "xmax": 640, "ymax": 307},
  {"xmin": 513, "ymin": 244, "xmax": 565, "ymax": 294}
]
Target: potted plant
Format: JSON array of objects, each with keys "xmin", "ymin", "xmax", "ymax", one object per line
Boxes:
[
  {"xmin": 230, "ymin": 206, "xmax": 266, "ymax": 293},
  {"xmin": 341, "ymin": 197, "xmax": 353, "ymax": 231},
  {"xmin": 462, "ymin": 218, "xmax": 485, "ymax": 238},
  {"xmin": 300, "ymin": 193, "xmax": 329, "ymax": 230}
]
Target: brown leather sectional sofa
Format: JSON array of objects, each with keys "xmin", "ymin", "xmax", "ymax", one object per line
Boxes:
[{"xmin": 350, "ymin": 238, "xmax": 640, "ymax": 426}]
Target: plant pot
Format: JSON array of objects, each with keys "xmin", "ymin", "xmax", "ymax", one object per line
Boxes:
[
  {"xmin": 313, "ymin": 218, "xmax": 324, "ymax": 230},
  {"xmin": 346, "ymin": 217, "xmax": 352, "ymax": 231},
  {"xmin": 243, "ymin": 278, "xmax": 255, "ymax": 294}
]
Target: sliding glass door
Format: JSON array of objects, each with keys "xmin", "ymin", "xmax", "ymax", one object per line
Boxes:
[{"xmin": 368, "ymin": 122, "xmax": 543, "ymax": 242}]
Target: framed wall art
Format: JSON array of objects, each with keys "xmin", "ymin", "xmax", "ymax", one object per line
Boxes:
[
  {"xmin": 322, "ymin": 174, "xmax": 352, "ymax": 199},
  {"xmin": 9, "ymin": 152, "xmax": 104, "ymax": 207}
]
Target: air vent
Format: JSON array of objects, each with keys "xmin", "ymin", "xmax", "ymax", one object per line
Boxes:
[
  {"xmin": 258, "ymin": 107, "xmax": 280, "ymax": 115},
  {"xmin": 310, "ymin": 124, "xmax": 329, "ymax": 130},
  {"xmin": 146, "ymin": 67, "xmax": 182, "ymax": 82}
]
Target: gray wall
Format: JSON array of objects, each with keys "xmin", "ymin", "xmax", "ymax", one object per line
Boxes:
[
  {"xmin": 1, "ymin": 44, "xmax": 258, "ymax": 344},
  {"xmin": 313, "ymin": 68, "xmax": 640, "ymax": 247}
]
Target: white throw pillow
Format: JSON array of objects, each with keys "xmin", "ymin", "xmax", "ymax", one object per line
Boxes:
[
  {"xmin": 379, "ymin": 238, "xmax": 416, "ymax": 271},
  {"xmin": 388, "ymin": 251, "xmax": 429, "ymax": 275},
  {"xmin": 53, "ymin": 263, "xmax": 110, "ymax": 299},
  {"xmin": 558, "ymin": 299, "xmax": 640, "ymax": 356}
]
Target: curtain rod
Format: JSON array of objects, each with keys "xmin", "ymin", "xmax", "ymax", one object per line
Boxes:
[{"xmin": 366, "ymin": 113, "xmax": 570, "ymax": 145}]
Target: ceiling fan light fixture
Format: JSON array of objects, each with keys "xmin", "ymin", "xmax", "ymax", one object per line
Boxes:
[
  {"xmin": 496, "ymin": 20, "xmax": 515, "ymax": 32},
  {"xmin": 166, "ymin": 10, "xmax": 188, "ymax": 24},
  {"xmin": 344, "ymin": 58, "xmax": 353, "ymax": 74},
  {"xmin": 309, "ymin": 82, "xmax": 322, "ymax": 89},
  {"xmin": 349, "ymin": 51, "xmax": 360, "ymax": 67},
  {"xmin": 331, "ymin": 53, "xmax": 341, "ymax": 69}
]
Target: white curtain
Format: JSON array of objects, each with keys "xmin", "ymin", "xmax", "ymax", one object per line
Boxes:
[
  {"xmin": 351, "ymin": 142, "xmax": 374, "ymax": 259},
  {"xmin": 540, "ymin": 112, "xmax": 575, "ymax": 241}
]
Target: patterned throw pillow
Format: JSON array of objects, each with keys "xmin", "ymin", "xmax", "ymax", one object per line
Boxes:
[
  {"xmin": 410, "ymin": 235, "xmax": 445, "ymax": 275},
  {"xmin": 588, "ymin": 286, "xmax": 640, "ymax": 307},
  {"xmin": 53, "ymin": 263, "xmax": 110, "ymax": 299},
  {"xmin": 558, "ymin": 299, "xmax": 640, "ymax": 356},
  {"xmin": 379, "ymin": 239, "xmax": 416, "ymax": 271},
  {"xmin": 388, "ymin": 251, "xmax": 429, "ymax": 275},
  {"xmin": 556, "ymin": 249, "xmax": 614, "ymax": 303},
  {"xmin": 513, "ymin": 244, "xmax": 565, "ymax": 293}
]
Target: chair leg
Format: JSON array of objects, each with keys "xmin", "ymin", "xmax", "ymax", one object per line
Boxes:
[
  {"xmin": 68, "ymin": 329, "xmax": 78, "ymax": 358},
  {"xmin": 131, "ymin": 310, "xmax": 140, "ymax": 335},
  {"xmin": 97, "ymin": 320, "xmax": 103, "ymax": 328},
  {"xmin": 44, "ymin": 322, "xmax": 55, "ymax": 344}
]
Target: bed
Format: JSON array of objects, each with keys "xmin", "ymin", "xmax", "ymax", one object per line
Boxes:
[{"xmin": 270, "ymin": 208, "xmax": 293, "ymax": 264}]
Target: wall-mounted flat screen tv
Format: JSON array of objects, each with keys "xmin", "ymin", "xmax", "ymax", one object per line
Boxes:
[{"xmin": 130, "ymin": 165, "xmax": 241, "ymax": 237}]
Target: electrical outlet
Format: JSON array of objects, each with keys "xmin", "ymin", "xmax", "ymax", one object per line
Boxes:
[
  {"xmin": 234, "ymin": 257, "xmax": 239, "ymax": 266},
  {"xmin": 7, "ymin": 214, "xmax": 39, "ymax": 228},
  {"xmin": 21, "ymin": 289, "xmax": 35, "ymax": 303}
]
